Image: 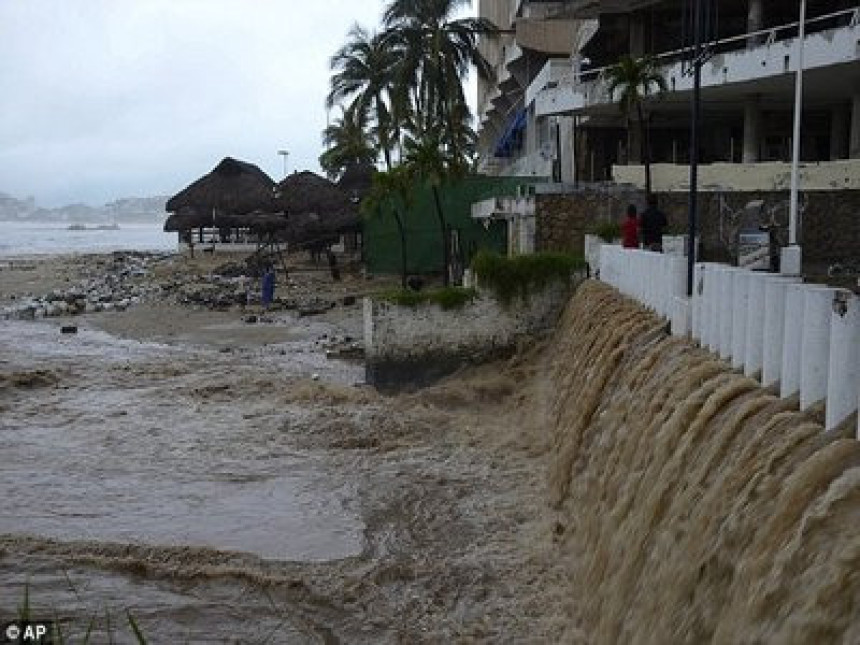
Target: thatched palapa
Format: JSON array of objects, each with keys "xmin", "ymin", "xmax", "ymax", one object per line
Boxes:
[
  {"xmin": 274, "ymin": 171, "xmax": 361, "ymax": 244},
  {"xmin": 164, "ymin": 157, "xmax": 278, "ymax": 232},
  {"xmin": 164, "ymin": 206, "xmax": 210, "ymax": 232}
]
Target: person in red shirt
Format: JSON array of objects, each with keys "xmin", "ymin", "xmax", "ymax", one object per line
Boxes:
[{"xmin": 622, "ymin": 204, "xmax": 639, "ymax": 249}]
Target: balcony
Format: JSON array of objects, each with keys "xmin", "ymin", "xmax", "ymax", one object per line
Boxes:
[
  {"xmin": 526, "ymin": 58, "xmax": 572, "ymax": 107},
  {"xmin": 535, "ymin": 8, "xmax": 860, "ymax": 117}
]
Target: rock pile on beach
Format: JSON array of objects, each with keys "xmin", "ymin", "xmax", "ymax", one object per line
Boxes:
[
  {"xmin": 2, "ymin": 252, "xmax": 363, "ymax": 321},
  {"xmin": 2, "ymin": 252, "xmax": 167, "ymax": 320}
]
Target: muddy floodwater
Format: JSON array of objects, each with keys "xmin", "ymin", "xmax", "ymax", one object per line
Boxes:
[
  {"xmin": 0, "ymin": 257, "xmax": 565, "ymax": 643},
  {"xmin": 3, "ymin": 255, "xmax": 860, "ymax": 643},
  {"xmin": 1, "ymin": 320, "xmax": 363, "ymax": 562}
]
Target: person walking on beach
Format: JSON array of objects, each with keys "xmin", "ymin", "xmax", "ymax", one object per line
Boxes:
[
  {"xmin": 640, "ymin": 193, "xmax": 668, "ymax": 252},
  {"xmin": 622, "ymin": 204, "xmax": 639, "ymax": 249},
  {"xmin": 261, "ymin": 265, "xmax": 275, "ymax": 311}
]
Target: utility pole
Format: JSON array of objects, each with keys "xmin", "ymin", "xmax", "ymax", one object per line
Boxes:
[
  {"xmin": 277, "ymin": 149, "xmax": 289, "ymax": 179},
  {"xmin": 685, "ymin": 0, "xmax": 703, "ymax": 297},
  {"xmin": 782, "ymin": 0, "xmax": 806, "ymax": 275}
]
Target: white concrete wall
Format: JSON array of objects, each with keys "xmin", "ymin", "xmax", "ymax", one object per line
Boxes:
[
  {"xmin": 599, "ymin": 246, "xmax": 690, "ymax": 336},
  {"xmin": 612, "ymin": 159, "xmax": 860, "ymax": 193},
  {"xmin": 601, "ymin": 248, "xmax": 860, "ymax": 434},
  {"xmin": 364, "ymin": 282, "xmax": 574, "ymax": 363}
]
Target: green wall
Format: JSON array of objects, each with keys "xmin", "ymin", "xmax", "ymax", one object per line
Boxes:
[{"xmin": 363, "ymin": 175, "xmax": 536, "ymax": 275}]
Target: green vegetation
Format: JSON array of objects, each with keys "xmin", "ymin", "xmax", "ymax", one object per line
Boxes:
[
  {"xmin": 606, "ymin": 55, "xmax": 667, "ymax": 195},
  {"xmin": 471, "ymin": 251, "xmax": 586, "ymax": 305},
  {"xmin": 591, "ymin": 220, "xmax": 621, "ymax": 243},
  {"xmin": 378, "ymin": 286, "xmax": 478, "ymax": 310},
  {"xmin": 323, "ymin": 0, "xmax": 498, "ymax": 281}
]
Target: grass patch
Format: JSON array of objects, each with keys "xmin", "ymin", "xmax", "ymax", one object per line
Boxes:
[
  {"xmin": 589, "ymin": 220, "xmax": 621, "ymax": 243},
  {"xmin": 470, "ymin": 251, "xmax": 586, "ymax": 305},
  {"xmin": 378, "ymin": 286, "xmax": 478, "ymax": 310}
]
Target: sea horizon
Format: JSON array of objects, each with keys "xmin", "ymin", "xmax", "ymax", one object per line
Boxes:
[{"xmin": 0, "ymin": 219, "xmax": 175, "ymax": 258}]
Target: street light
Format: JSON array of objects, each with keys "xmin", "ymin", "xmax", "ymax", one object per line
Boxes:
[
  {"xmin": 277, "ymin": 149, "xmax": 289, "ymax": 179},
  {"xmin": 782, "ymin": 0, "xmax": 806, "ymax": 275}
]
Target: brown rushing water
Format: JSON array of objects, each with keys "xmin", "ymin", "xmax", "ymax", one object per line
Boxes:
[
  {"xmin": 548, "ymin": 281, "xmax": 860, "ymax": 644},
  {"xmin": 2, "ymin": 280, "xmax": 859, "ymax": 643},
  {"xmin": 0, "ymin": 312, "xmax": 565, "ymax": 643}
]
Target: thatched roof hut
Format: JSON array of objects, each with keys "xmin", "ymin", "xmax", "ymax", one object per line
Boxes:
[
  {"xmin": 164, "ymin": 157, "xmax": 277, "ymax": 231},
  {"xmin": 274, "ymin": 171, "xmax": 361, "ymax": 244},
  {"xmin": 164, "ymin": 206, "xmax": 211, "ymax": 232}
]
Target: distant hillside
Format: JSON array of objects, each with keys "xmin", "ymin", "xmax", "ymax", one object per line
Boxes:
[{"xmin": 0, "ymin": 192, "xmax": 168, "ymax": 224}]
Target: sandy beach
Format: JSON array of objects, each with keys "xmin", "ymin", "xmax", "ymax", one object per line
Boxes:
[{"xmin": 0, "ymin": 251, "xmax": 571, "ymax": 643}]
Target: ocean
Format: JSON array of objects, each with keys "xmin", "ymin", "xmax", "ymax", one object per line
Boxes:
[{"xmin": 0, "ymin": 220, "xmax": 175, "ymax": 257}]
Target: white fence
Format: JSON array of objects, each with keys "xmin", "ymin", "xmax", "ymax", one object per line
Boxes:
[{"xmin": 600, "ymin": 245, "xmax": 860, "ymax": 435}]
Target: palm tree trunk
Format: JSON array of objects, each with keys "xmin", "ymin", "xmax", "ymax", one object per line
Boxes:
[
  {"xmin": 392, "ymin": 208, "xmax": 408, "ymax": 288},
  {"xmin": 431, "ymin": 185, "xmax": 450, "ymax": 287},
  {"xmin": 637, "ymin": 102, "xmax": 652, "ymax": 195},
  {"xmin": 375, "ymin": 96, "xmax": 393, "ymax": 172}
]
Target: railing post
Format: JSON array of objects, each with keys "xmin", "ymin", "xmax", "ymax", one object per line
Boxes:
[
  {"xmin": 708, "ymin": 265, "xmax": 723, "ymax": 352},
  {"xmin": 780, "ymin": 283, "xmax": 807, "ymax": 398},
  {"xmin": 826, "ymin": 290, "xmax": 860, "ymax": 430},
  {"xmin": 731, "ymin": 270, "xmax": 752, "ymax": 369},
  {"xmin": 800, "ymin": 287, "xmax": 836, "ymax": 410},
  {"xmin": 719, "ymin": 267, "xmax": 738, "ymax": 360},
  {"xmin": 743, "ymin": 272, "xmax": 769, "ymax": 377},
  {"xmin": 692, "ymin": 263, "xmax": 705, "ymax": 341},
  {"xmin": 762, "ymin": 276, "xmax": 801, "ymax": 387}
]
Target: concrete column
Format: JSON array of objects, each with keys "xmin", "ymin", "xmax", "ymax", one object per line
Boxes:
[
  {"xmin": 703, "ymin": 263, "xmax": 721, "ymax": 350},
  {"xmin": 743, "ymin": 99, "xmax": 761, "ymax": 163},
  {"xmin": 692, "ymin": 263, "xmax": 705, "ymax": 341},
  {"xmin": 671, "ymin": 256, "xmax": 687, "ymax": 304},
  {"xmin": 559, "ymin": 116, "xmax": 576, "ymax": 184},
  {"xmin": 709, "ymin": 265, "xmax": 728, "ymax": 353},
  {"xmin": 830, "ymin": 104, "xmax": 849, "ymax": 161},
  {"xmin": 743, "ymin": 272, "xmax": 769, "ymax": 377},
  {"xmin": 731, "ymin": 271, "xmax": 752, "ymax": 369},
  {"xmin": 763, "ymin": 277, "xmax": 799, "ymax": 387},
  {"xmin": 800, "ymin": 287, "xmax": 836, "ymax": 410},
  {"xmin": 671, "ymin": 296, "xmax": 691, "ymax": 337},
  {"xmin": 719, "ymin": 268, "xmax": 738, "ymax": 360},
  {"xmin": 851, "ymin": 92, "xmax": 860, "ymax": 159},
  {"xmin": 747, "ymin": 0, "xmax": 764, "ymax": 48},
  {"xmin": 780, "ymin": 283, "xmax": 807, "ymax": 398},
  {"xmin": 826, "ymin": 290, "xmax": 860, "ymax": 430}
]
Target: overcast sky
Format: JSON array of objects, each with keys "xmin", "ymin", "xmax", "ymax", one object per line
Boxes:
[{"xmin": 0, "ymin": 0, "xmax": 477, "ymax": 207}]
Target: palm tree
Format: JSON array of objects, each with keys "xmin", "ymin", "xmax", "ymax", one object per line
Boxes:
[
  {"xmin": 401, "ymin": 127, "xmax": 468, "ymax": 286},
  {"xmin": 383, "ymin": 0, "xmax": 496, "ymax": 159},
  {"xmin": 319, "ymin": 104, "xmax": 377, "ymax": 181},
  {"xmin": 362, "ymin": 166, "xmax": 414, "ymax": 288},
  {"xmin": 606, "ymin": 54, "xmax": 667, "ymax": 195},
  {"xmin": 327, "ymin": 25, "xmax": 401, "ymax": 170}
]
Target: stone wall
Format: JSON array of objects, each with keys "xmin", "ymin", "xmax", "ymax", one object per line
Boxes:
[
  {"xmin": 535, "ymin": 187, "xmax": 860, "ymax": 271},
  {"xmin": 535, "ymin": 188, "xmax": 640, "ymax": 255},
  {"xmin": 364, "ymin": 280, "xmax": 579, "ymax": 389}
]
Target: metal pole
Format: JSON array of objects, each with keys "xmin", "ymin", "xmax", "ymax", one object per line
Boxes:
[
  {"xmin": 278, "ymin": 149, "xmax": 289, "ymax": 179},
  {"xmin": 687, "ymin": 0, "xmax": 702, "ymax": 297},
  {"xmin": 788, "ymin": 0, "xmax": 806, "ymax": 246}
]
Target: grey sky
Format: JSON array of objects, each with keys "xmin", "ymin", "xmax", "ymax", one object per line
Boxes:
[{"xmin": 0, "ymin": 0, "xmax": 477, "ymax": 207}]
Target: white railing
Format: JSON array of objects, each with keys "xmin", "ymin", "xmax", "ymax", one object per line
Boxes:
[
  {"xmin": 600, "ymin": 245, "xmax": 689, "ymax": 332},
  {"xmin": 599, "ymin": 248, "xmax": 860, "ymax": 436}
]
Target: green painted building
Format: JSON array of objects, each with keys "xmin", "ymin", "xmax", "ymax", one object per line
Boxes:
[{"xmin": 363, "ymin": 175, "xmax": 536, "ymax": 276}]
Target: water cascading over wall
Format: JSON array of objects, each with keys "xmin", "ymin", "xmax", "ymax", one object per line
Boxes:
[{"xmin": 547, "ymin": 281, "xmax": 860, "ymax": 643}]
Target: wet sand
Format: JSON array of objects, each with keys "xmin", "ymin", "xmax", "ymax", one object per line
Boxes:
[{"xmin": 0, "ymin": 252, "xmax": 570, "ymax": 643}]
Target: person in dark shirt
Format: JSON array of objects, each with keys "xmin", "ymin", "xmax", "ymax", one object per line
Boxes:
[
  {"xmin": 622, "ymin": 204, "xmax": 639, "ymax": 249},
  {"xmin": 640, "ymin": 193, "xmax": 668, "ymax": 252}
]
